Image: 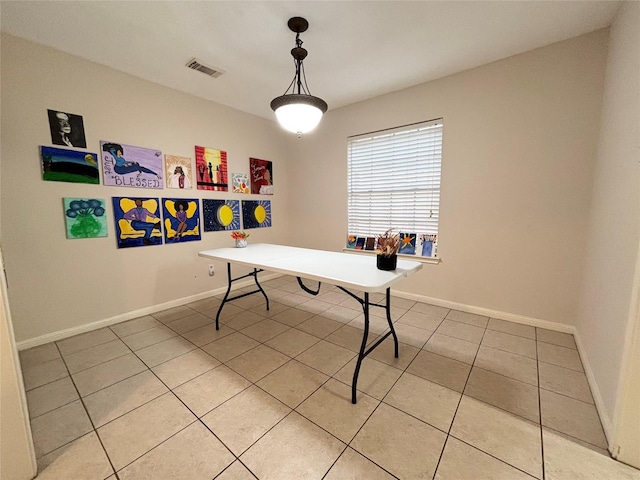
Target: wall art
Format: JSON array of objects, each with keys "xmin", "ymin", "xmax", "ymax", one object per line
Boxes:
[
  {"xmin": 41, "ymin": 146, "xmax": 99, "ymax": 184},
  {"xmin": 232, "ymin": 173, "xmax": 250, "ymax": 194},
  {"xmin": 195, "ymin": 146, "xmax": 228, "ymax": 191},
  {"xmin": 112, "ymin": 197, "xmax": 162, "ymax": 248},
  {"xmin": 420, "ymin": 234, "xmax": 437, "ymax": 257},
  {"xmin": 101, "ymin": 141, "xmax": 163, "ymax": 189},
  {"xmin": 250, "ymin": 157, "xmax": 273, "ymax": 195},
  {"xmin": 63, "ymin": 198, "xmax": 107, "ymax": 239},
  {"xmin": 162, "ymin": 198, "xmax": 200, "ymax": 243},
  {"xmin": 47, "ymin": 109, "xmax": 87, "ymax": 148},
  {"xmin": 242, "ymin": 200, "xmax": 272, "ymax": 229},
  {"xmin": 165, "ymin": 155, "xmax": 193, "ymax": 189},
  {"xmin": 399, "ymin": 233, "xmax": 417, "ymax": 255},
  {"xmin": 202, "ymin": 199, "xmax": 240, "ymax": 232}
]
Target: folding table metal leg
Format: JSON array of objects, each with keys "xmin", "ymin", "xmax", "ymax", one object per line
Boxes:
[
  {"xmin": 352, "ymin": 293, "xmax": 371, "ymax": 404},
  {"xmin": 342, "ymin": 287, "xmax": 399, "ymax": 404},
  {"xmin": 214, "ymin": 262, "xmax": 269, "ymax": 330}
]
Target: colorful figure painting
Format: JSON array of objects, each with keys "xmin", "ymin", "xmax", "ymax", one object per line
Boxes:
[
  {"xmin": 112, "ymin": 197, "xmax": 162, "ymax": 248},
  {"xmin": 203, "ymin": 199, "xmax": 240, "ymax": 232},
  {"xmin": 41, "ymin": 146, "xmax": 99, "ymax": 184},
  {"xmin": 232, "ymin": 173, "xmax": 250, "ymax": 194},
  {"xmin": 63, "ymin": 198, "xmax": 107, "ymax": 239},
  {"xmin": 250, "ymin": 158, "xmax": 273, "ymax": 195},
  {"xmin": 420, "ymin": 234, "xmax": 437, "ymax": 257},
  {"xmin": 47, "ymin": 109, "xmax": 87, "ymax": 148},
  {"xmin": 242, "ymin": 200, "xmax": 272, "ymax": 229},
  {"xmin": 195, "ymin": 146, "xmax": 228, "ymax": 191},
  {"xmin": 346, "ymin": 235, "xmax": 357, "ymax": 249},
  {"xmin": 162, "ymin": 198, "xmax": 200, "ymax": 243},
  {"xmin": 399, "ymin": 233, "xmax": 417, "ymax": 255},
  {"xmin": 165, "ymin": 155, "xmax": 193, "ymax": 189},
  {"xmin": 101, "ymin": 141, "xmax": 163, "ymax": 189}
]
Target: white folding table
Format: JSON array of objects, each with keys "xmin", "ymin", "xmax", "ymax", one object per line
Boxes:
[{"xmin": 198, "ymin": 243, "xmax": 423, "ymax": 403}]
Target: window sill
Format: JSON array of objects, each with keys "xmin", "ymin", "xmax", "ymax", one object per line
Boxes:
[{"xmin": 341, "ymin": 248, "xmax": 441, "ymax": 265}]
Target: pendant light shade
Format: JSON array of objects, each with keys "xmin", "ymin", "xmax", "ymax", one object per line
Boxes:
[{"xmin": 271, "ymin": 17, "xmax": 327, "ymax": 136}]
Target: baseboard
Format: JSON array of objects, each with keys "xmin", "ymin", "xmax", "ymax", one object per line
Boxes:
[
  {"xmin": 16, "ymin": 273, "xmax": 282, "ymax": 351},
  {"xmin": 573, "ymin": 332, "xmax": 613, "ymax": 446},
  {"xmin": 391, "ymin": 290, "xmax": 575, "ymax": 333}
]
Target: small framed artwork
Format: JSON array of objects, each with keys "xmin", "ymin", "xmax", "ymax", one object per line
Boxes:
[
  {"xmin": 101, "ymin": 142, "xmax": 163, "ymax": 189},
  {"xmin": 232, "ymin": 173, "xmax": 250, "ymax": 194},
  {"xmin": 355, "ymin": 237, "xmax": 366, "ymax": 250},
  {"xmin": 195, "ymin": 146, "xmax": 228, "ymax": 191},
  {"xmin": 242, "ymin": 200, "xmax": 272, "ymax": 229},
  {"xmin": 63, "ymin": 198, "xmax": 108, "ymax": 239},
  {"xmin": 250, "ymin": 158, "xmax": 273, "ymax": 195},
  {"xmin": 165, "ymin": 155, "xmax": 193, "ymax": 189},
  {"xmin": 41, "ymin": 146, "xmax": 100, "ymax": 184},
  {"xmin": 420, "ymin": 234, "xmax": 437, "ymax": 257},
  {"xmin": 399, "ymin": 233, "xmax": 417, "ymax": 255},
  {"xmin": 112, "ymin": 197, "xmax": 163, "ymax": 248},
  {"xmin": 47, "ymin": 109, "xmax": 87, "ymax": 148},
  {"xmin": 365, "ymin": 237, "xmax": 376, "ymax": 250},
  {"xmin": 346, "ymin": 235, "xmax": 357, "ymax": 249},
  {"xmin": 203, "ymin": 199, "xmax": 240, "ymax": 232},
  {"xmin": 162, "ymin": 198, "xmax": 200, "ymax": 243}
]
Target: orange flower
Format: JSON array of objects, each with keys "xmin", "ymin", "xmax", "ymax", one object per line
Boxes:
[{"xmin": 231, "ymin": 230, "xmax": 250, "ymax": 240}]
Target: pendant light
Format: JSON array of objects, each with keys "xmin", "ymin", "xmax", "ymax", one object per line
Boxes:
[{"xmin": 270, "ymin": 17, "xmax": 328, "ymax": 137}]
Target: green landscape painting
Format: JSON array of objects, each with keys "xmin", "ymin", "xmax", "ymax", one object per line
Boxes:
[{"xmin": 41, "ymin": 146, "xmax": 100, "ymax": 184}]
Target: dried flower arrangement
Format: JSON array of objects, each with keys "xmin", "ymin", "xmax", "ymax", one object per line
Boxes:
[
  {"xmin": 230, "ymin": 231, "xmax": 250, "ymax": 240},
  {"xmin": 375, "ymin": 228, "xmax": 400, "ymax": 257}
]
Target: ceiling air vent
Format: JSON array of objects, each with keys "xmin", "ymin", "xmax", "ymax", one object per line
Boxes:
[{"xmin": 186, "ymin": 58, "xmax": 224, "ymax": 78}]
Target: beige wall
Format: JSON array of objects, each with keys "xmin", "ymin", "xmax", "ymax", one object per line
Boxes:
[
  {"xmin": 287, "ymin": 30, "xmax": 608, "ymax": 326},
  {"xmin": 577, "ymin": 1, "xmax": 640, "ymax": 437},
  {"xmin": 1, "ymin": 34, "xmax": 291, "ymax": 343}
]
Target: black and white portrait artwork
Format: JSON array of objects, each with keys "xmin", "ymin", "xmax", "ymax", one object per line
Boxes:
[{"xmin": 47, "ymin": 109, "xmax": 87, "ymax": 148}]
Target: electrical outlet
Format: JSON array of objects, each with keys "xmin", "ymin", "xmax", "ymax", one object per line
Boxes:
[{"xmin": 208, "ymin": 264, "xmax": 215, "ymax": 276}]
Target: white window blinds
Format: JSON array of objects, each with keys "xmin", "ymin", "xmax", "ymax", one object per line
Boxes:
[{"xmin": 347, "ymin": 119, "xmax": 443, "ymax": 237}]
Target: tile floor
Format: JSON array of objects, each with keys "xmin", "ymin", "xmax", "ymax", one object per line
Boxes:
[{"xmin": 19, "ymin": 276, "xmax": 640, "ymax": 479}]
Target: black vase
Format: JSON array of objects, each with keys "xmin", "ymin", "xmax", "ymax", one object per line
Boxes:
[{"xmin": 377, "ymin": 254, "xmax": 397, "ymax": 271}]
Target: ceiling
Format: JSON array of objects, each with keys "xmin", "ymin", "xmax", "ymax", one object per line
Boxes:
[{"xmin": 1, "ymin": 1, "xmax": 620, "ymax": 122}]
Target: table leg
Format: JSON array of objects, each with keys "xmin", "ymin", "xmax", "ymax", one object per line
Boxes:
[
  {"xmin": 337, "ymin": 287, "xmax": 399, "ymax": 403},
  {"xmin": 384, "ymin": 287, "xmax": 399, "ymax": 358},
  {"xmin": 213, "ymin": 263, "xmax": 269, "ymax": 330},
  {"xmin": 352, "ymin": 292, "xmax": 370, "ymax": 403}
]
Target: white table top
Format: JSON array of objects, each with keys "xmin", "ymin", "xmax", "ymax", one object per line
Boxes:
[{"xmin": 199, "ymin": 243, "xmax": 422, "ymax": 293}]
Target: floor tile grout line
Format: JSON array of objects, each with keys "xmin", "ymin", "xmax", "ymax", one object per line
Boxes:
[
  {"xmin": 536, "ymin": 327, "xmax": 547, "ymax": 480},
  {"xmin": 319, "ymin": 445, "xmax": 356, "ymax": 480},
  {"xmin": 109, "ymin": 336, "xmax": 248, "ymax": 475},
  {"xmin": 461, "ymin": 367, "xmax": 542, "ymax": 425},
  {"xmin": 64, "ymin": 350, "xmax": 132, "ymax": 377},
  {"xmin": 324, "ymin": 323, "xmax": 437, "ymax": 477},
  {"xmin": 56, "ymin": 334, "xmax": 121, "ymax": 358},
  {"xmin": 429, "ymin": 321, "xmax": 490, "ymax": 479},
  {"xmin": 448, "ymin": 435, "xmax": 541, "ymax": 479},
  {"xmin": 538, "ymin": 385, "xmax": 598, "ymax": 406},
  {"xmin": 51, "ymin": 341, "xmax": 121, "ymax": 479},
  {"xmin": 266, "ymin": 292, "xmax": 423, "ymax": 477},
  {"xmin": 24, "ymin": 282, "xmax": 609, "ymax": 479},
  {"xmin": 542, "ymin": 425, "xmax": 611, "ymax": 453},
  {"xmin": 536, "ymin": 357, "xmax": 585, "ymax": 373}
]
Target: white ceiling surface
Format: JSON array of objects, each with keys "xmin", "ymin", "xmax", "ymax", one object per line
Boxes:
[{"xmin": 1, "ymin": 1, "xmax": 620, "ymax": 121}]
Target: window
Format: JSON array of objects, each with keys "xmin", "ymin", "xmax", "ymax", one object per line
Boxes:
[{"xmin": 347, "ymin": 118, "xmax": 443, "ymax": 257}]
